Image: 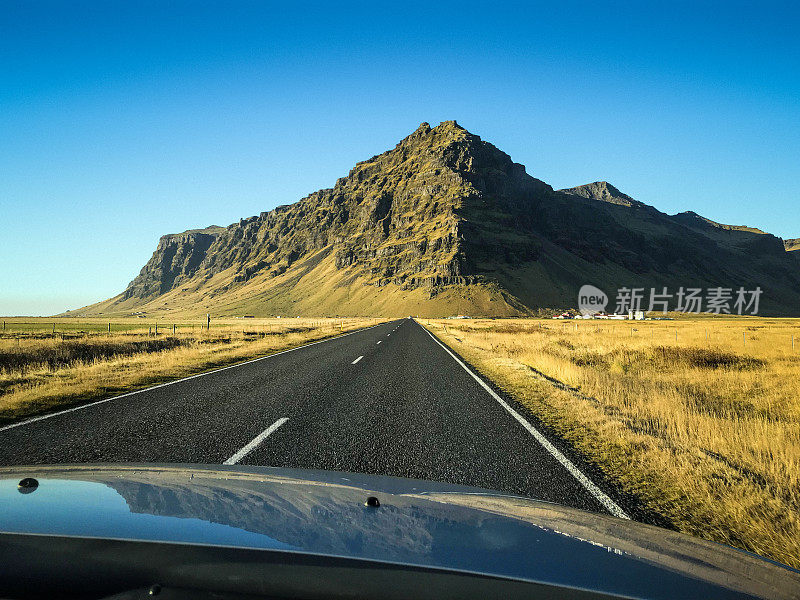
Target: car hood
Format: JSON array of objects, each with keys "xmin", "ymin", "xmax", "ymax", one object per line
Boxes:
[{"xmin": 0, "ymin": 464, "xmax": 797, "ymax": 599}]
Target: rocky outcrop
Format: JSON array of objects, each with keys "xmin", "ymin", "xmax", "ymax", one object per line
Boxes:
[
  {"xmin": 122, "ymin": 226, "xmax": 224, "ymax": 300},
  {"xmin": 559, "ymin": 181, "xmax": 648, "ymax": 209}
]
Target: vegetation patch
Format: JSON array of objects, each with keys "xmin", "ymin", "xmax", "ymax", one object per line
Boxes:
[
  {"xmin": 0, "ymin": 338, "xmax": 187, "ymax": 374},
  {"xmin": 651, "ymin": 345, "xmax": 765, "ymax": 370}
]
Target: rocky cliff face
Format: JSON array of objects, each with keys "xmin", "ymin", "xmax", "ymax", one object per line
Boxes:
[
  {"xmin": 123, "ymin": 226, "xmax": 225, "ymax": 300},
  {"xmin": 82, "ymin": 120, "xmax": 800, "ymax": 317}
]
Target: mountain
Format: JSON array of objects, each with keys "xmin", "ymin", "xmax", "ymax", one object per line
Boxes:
[
  {"xmin": 558, "ymin": 181, "xmax": 649, "ymax": 209},
  {"xmin": 785, "ymin": 238, "xmax": 800, "ymax": 253},
  {"xmin": 72, "ymin": 121, "xmax": 800, "ymax": 317}
]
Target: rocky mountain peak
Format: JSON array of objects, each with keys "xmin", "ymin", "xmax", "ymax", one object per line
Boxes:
[{"xmin": 559, "ymin": 181, "xmax": 644, "ymax": 208}]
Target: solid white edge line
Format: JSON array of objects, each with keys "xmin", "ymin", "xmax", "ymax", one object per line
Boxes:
[
  {"xmin": 223, "ymin": 417, "xmax": 289, "ymax": 465},
  {"xmin": 416, "ymin": 320, "xmax": 630, "ymax": 520},
  {"xmin": 0, "ymin": 321, "xmax": 391, "ymax": 433},
  {"xmin": 352, "ymin": 355, "xmax": 363, "ymax": 364}
]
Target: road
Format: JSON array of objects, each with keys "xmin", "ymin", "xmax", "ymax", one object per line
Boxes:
[{"xmin": 0, "ymin": 319, "xmax": 629, "ymax": 518}]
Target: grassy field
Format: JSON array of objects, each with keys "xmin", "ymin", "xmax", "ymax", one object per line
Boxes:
[
  {"xmin": 422, "ymin": 316, "xmax": 800, "ymax": 569},
  {"xmin": 0, "ymin": 317, "xmax": 383, "ymax": 425}
]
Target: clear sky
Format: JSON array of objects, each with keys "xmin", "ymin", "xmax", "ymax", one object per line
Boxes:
[{"xmin": 2, "ymin": 1, "xmax": 799, "ymax": 315}]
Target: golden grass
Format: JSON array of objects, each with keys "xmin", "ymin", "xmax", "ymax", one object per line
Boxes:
[
  {"xmin": 422, "ymin": 316, "xmax": 800, "ymax": 569},
  {"xmin": 68, "ymin": 249, "xmax": 524, "ymax": 319},
  {"xmin": 0, "ymin": 317, "xmax": 383, "ymax": 425}
]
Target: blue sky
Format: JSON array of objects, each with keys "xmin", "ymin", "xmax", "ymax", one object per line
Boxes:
[{"xmin": 2, "ymin": 1, "xmax": 799, "ymax": 315}]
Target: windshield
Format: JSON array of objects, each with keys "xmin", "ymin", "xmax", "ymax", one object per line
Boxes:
[{"xmin": 2, "ymin": 0, "xmax": 799, "ymax": 581}]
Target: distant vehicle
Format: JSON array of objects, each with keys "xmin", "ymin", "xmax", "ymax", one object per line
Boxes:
[{"xmin": 1, "ymin": 464, "xmax": 797, "ymax": 599}]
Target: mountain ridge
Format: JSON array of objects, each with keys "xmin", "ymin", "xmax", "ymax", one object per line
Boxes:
[{"xmin": 70, "ymin": 121, "xmax": 800, "ymax": 317}]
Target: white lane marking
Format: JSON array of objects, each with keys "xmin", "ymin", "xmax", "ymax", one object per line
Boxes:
[
  {"xmin": 377, "ymin": 341, "xmax": 382, "ymax": 344},
  {"xmin": 0, "ymin": 322, "xmax": 388, "ymax": 433},
  {"xmin": 223, "ymin": 417, "xmax": 288, "ymax": 465},
  {"xmin": 417, "ymin": 321, "xmax": 630, "ymax": 520},
  {"xmin": 352, "ymin": 355, "xmax": 363, "ymax": 364}
]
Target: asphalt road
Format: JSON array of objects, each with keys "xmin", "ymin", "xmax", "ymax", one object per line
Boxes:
[{"xmin": 0, "ymin": 319, "xmax": 629, "ymax": 517}]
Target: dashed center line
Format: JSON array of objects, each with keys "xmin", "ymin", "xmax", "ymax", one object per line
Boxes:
[
  {"xmin": 377, "ymin": 341, "xmax": 382, "ymax": 344},
  {"xmin": 223, "ymin": 417, "xmax": 288, "ymax": 465},
  {"xmin": 352, "ymin": 355, "xmax": 363, "ymax": 364}
]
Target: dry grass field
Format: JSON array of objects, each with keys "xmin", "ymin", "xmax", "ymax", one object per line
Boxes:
[
  {"xmin": 422, "ymin": 316, "xmax": 800, "ymax": 569},
  {"xmin": 0, "ymin": 317, "xmax": 382, "ymax": 425}
]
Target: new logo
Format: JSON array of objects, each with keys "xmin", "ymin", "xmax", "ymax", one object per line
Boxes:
[{"xmin": 578, "ymin": 284, "xmax": 608, "ymax": 316}]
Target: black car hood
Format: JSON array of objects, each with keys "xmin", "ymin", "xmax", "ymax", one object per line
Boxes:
[{"xmin": 0, "ymin": 464, "xmax": 797, "ymax": 599}]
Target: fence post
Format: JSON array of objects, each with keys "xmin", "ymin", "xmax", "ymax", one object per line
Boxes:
[
  {"xmin": 108, "ymin": 322, "xmax": 111, "ymax": 334},
  {"xmin": 173, "ymin": 324, "xmax": 176, "ymax": 335},
  {"xmin": 155, "ymin": 323, "xmax": 158, "ymax": 335},
  {"xmin": 207, "ymin": 313, "xmax": 210, "ymax": 331},
  {"xmin": 743, "ymin": 331, "xmax": 746, "ymax": 347}
]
